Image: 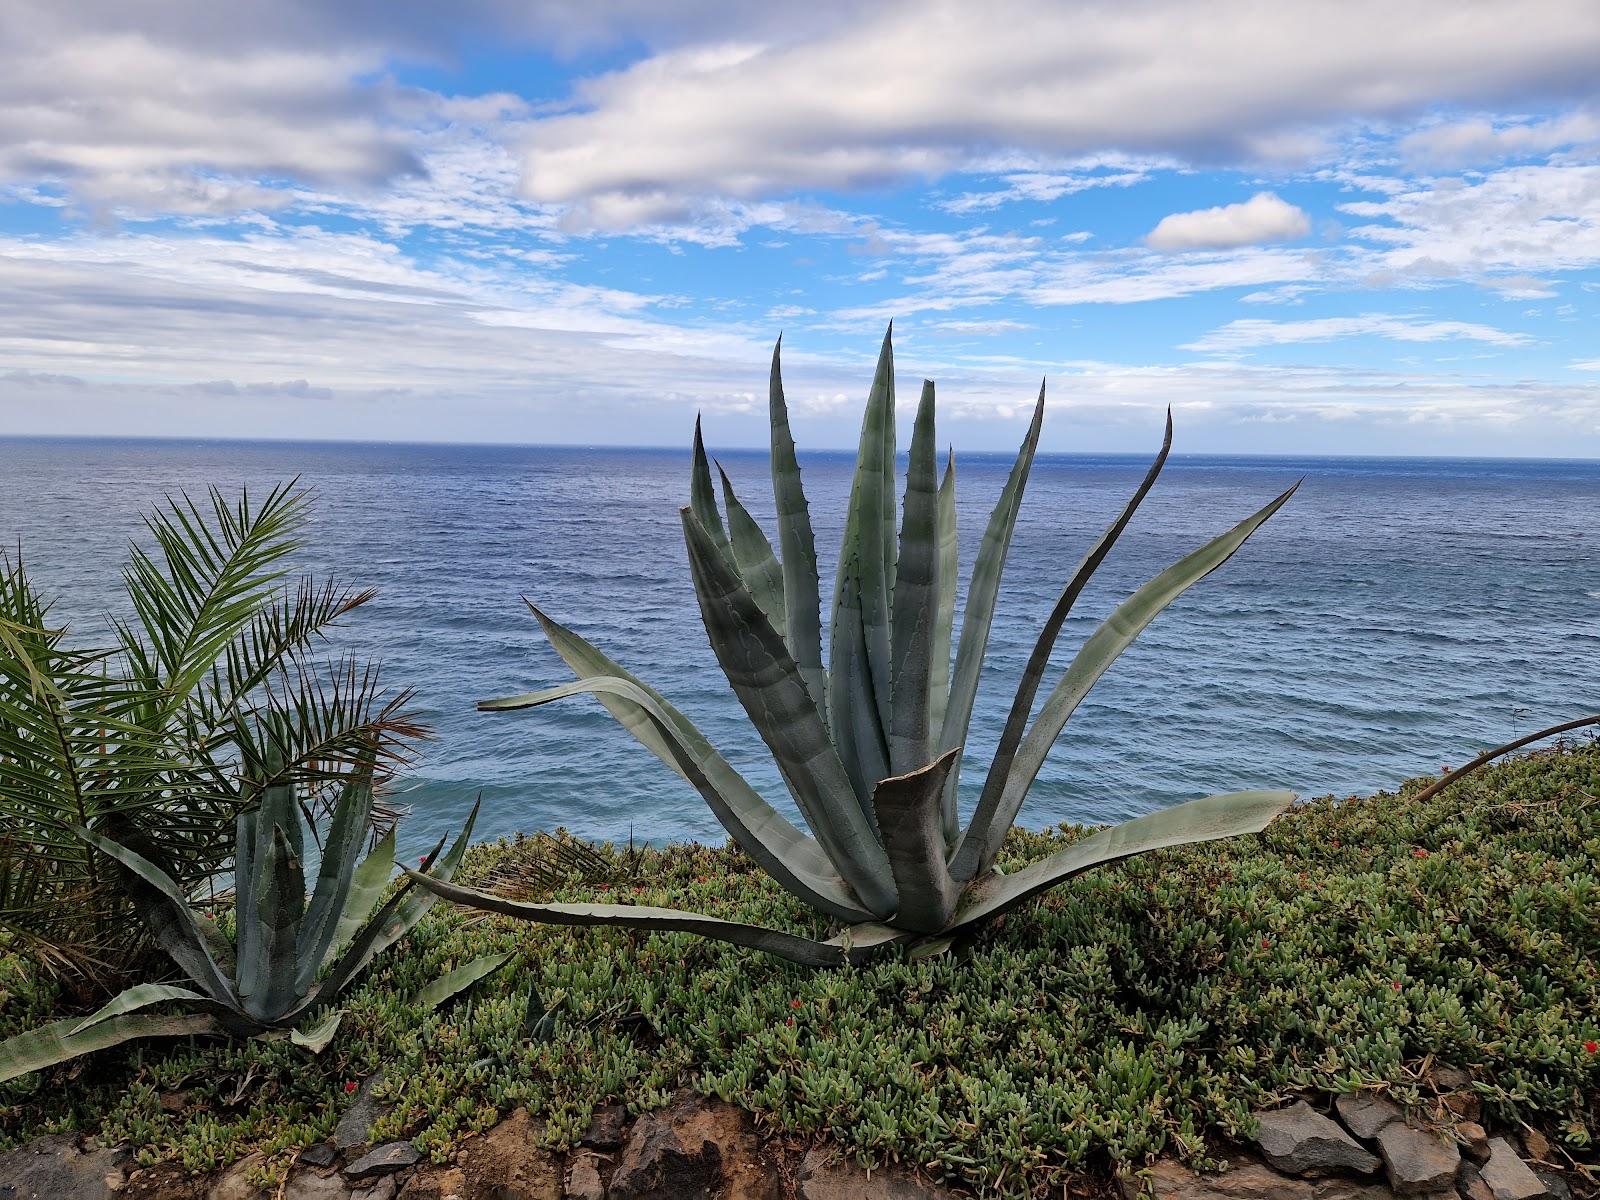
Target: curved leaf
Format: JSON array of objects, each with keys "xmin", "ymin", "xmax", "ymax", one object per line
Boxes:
[
  {"xmin": 954, "ymin": 482, "xmax": 1298, "ymax": 879},
  {"xmin": 690, "ymin": 416, "xmax": 730, "ymax": 557},
  {"xmin": 70, "ymin": 983, "xmax": 210, "ymax": 1035},
  {"xmin": 871, "ymin": 749, "xmax": 961, "ymax": 934},
  {"xmin": 717, "ymin": 464, "xmax": 787, "ymax": 637},
  {"xmin": 243, "ymin": 824, "xmax": 305, "ymax": 1023},
  {"xmin": 930, "ymin": 448, "xmax": 958, "ymax": 840},
  {"xmin": 323, "ymin": 826, "xmax": 397, "ymax": 968},
  {"xmin": 0, "ymin": 1010, "xmax": 224, "ymax": 1084},
  {"xmin": 289, "ymin": 1009, "xmax": 343, "ymax": 1053},
  {"xmin": 414, "ymin": 952, "xmax": 512, "ymax": 1010},
  {"xmin": 889, "ymin": 381, "xmax": 939, "ymax": 774},
  {"xmin": 298, "ymin": 770, "xmax": 376, "ymax": 991}
]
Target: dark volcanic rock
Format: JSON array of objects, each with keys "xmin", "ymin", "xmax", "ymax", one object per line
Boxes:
[
  {"xmin": 343, "ymin": 1143, "xmax": 420, "ymax": 1180},
  {"xmin": 1336, "ymin": 1094, "xmax": 1405, "ymax": 1142},
  {"xmin": 1376, "ymin": 1123, "xmax": 1460, "ymax": 1195},
  {"xmin": 0, "ymin": 1135, "xmax": 129, "ymax": 1200},
  {"xmin": 1255, "ymin": 1102, "xmax": 1381, "ymax": 1177}
]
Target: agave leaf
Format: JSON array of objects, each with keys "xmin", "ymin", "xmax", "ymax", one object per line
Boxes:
[
  {"xmin": 69, "ymin": 983, "xmax": 210, "ymax": 1035},
  {"xmin": 767, "ymin": 337, "xmax": 828, "ymax": 723},
  {"xmin": 236, "ymin": 769, "xmax": 298, "ymax": 1003},
  {"xmin": 244, "ymin": 824, "xmax": 305, "ymax": 1023},
  {"xmin": 889, "ymin": 381, "xmax": 940, "ymax": 774},
  {"xmin": 0, "ymin": 1010, "xmax": 224, "ymax": 1084},
  {"xmin": 407, "ymin": 870, "xmax": 911, "ymax": 968},
  {"xmin": 73, "ymin": 827, "xmax": 238, "ymax": 1006},
  {"xmin": 297, "ymin": 770, "xmax": 376, "ymax": 991},
  {"xmin": 871, "ymin": 748, "xmax": 961, "ymax": 933},
  {"xmin": 690, "ymin": 416, "xmax": 730, "ymax": 557},
  {"xmin": 483, "ymin": 673, "xmax": 872, "ymax": 923},
  {"xmin": 323, "ymin": 826, "xmax": 397, "ymax": 968},
  {"xmin": 949, "ymin": 790, "xmax": 1296, "ymax": 931},
  {"xmin": 289, "ymin": 1009, "xmax": 343, "ymax": 1053},
  {"xmin": 952, "ymin": 482, "xmax": 1299, "ymax": 879},
  {"xmin": 414, "ymin": 952, "xmax": 512, "ymax": 1010},
  {"xmin": 930, "ymin": 448, "xmax": 958, "ymax": 840},
  {"xmin": 964, "ymin": 412, "xmax": 1173, "ymax": 873},
  {"xmin": 717, "ymin": 464, "xmax": 787, "ymax": 637},
  {"xmin": 682, "ymin": 510, "xmax": 897, "ymax": 916},
  {"xmin": 937, "ymin": 387, "xmax": 1046, "ymax": 818},
  {"xmin": 830, "ymin": 327, "xmax": 896, "ymax": 753},
  {"xmin": 827, "ymin": 543, "xmax": 891, "ymax": 811}
]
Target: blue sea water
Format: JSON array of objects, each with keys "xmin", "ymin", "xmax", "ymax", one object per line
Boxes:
[{"xmin": 2, "ymin": 436, "xmax": 1597, "ymax": 858}]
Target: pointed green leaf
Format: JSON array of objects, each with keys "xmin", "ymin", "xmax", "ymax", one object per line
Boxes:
[
  {"xmin": 690, "ymin": 415, "xmax": 730, "ymax": 556},
  {"xmin": 950, "ymin": 791, "xmax": 1296, "ymax": 930},
  {"xmin": 407, "ymin": 871, "xmax": 911, "ymax": 968},
  {"xmin": 953, "ymin": 481, "xmax": 1299, "ymax": 879},
  {"xmin": 324, "ymin": 827, "xmax": 397, "ymax": 968},
  {"xmin": 960, "ymin": 412, "xmax": 1172, "ymax": 877},
  {"xmin": 289, "ymin": 1009, "xmax": 344, "ymax": 1053},
  {"xmin": 937, "ymin": 387, "xmax": 1045, "ymax": 817},
  {"xmin": 827, "ymin": 543, "xmax": 891, "ymax": 810},
  {"xmin": 298, "ymin": 771, "xmax": 376, "ymax": 991},
  {"xmin": 0, "ymin": 1011, "xmax": 224, "ymax": 1084},
  {"xmin": 243, "ymin": 824, "xmax": 305, "ymax": 1023},
  {"xmin": 70, "ymin": 983, "xmax": 210, "ymax": 1035},
  {"xmin": 682, "ymin": 510, "xmax": 897, "ymax": 917},
  {"xmin": 414, "ymin": 952, "xmax": 512, "ymax": 1010},
  {"xmin": 717, "ymin": 464, "xmax": 787, "ymax": 637},
  {"xmin": 889, "ymin": 380, "xmax": 939, "ymax": 774},
  {"xmin": 767, "ymin": 337, "xmax": 828, "ymax": 724},
  {"xmin": 931, "ymin": 448, "xmax": 959, "ymax": 842},
  {"xmin": 483, "ymin": 668, "xmax": 873, "ymax": 922},
  {"xmin": 871, "ymin": 748, "xmax": 961, "ymax": 934}
]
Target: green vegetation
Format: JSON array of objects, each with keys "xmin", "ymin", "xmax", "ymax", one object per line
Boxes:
[
  {"xmin": 0, "ymin": 484, "xmax": 420, "ymax": 983},
  {"xmin": 0, "ymin": 760, "xmax": 487, "ymax": 1081},
  {"xmin": 423, "ymin": 331, "xmax": 1298, "ymax": 963},
  {"xmin": 3, "ymin": 748, "xmax": 1595, "ymax": 1197}
]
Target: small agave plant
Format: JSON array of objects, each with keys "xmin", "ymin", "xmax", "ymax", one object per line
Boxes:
[
  {"xmin": 0, "ymin": 755, "xmax": 492, "ymax": 1081},
  {"xmin": 416, "ymin": 329, "xmax": 1299, "ymax": 966}
]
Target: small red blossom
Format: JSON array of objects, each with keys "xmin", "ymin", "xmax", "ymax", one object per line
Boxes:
[
  {"xmin": 1585, "ymin": 1040, "xmax": 1599, "ymax": 1054},
  {"xmin": 1331, "ymin": 838, "xmax": 1341, "ymax": 848},
  {"xmin": 1413, "ymin": 848, "xmax": 1430, "ymax": 859},
  {"xmin": 790, "ymin": 998, "xmax": 803, "ymax": 1009},
  {"xmin": 1260, "ymin": 938, "xmax": 1272, "ymax": 949},
  {"xmin": 696, "ymin": 875, "xmax": 710, "ymax": 884},
  {"xmin": 597, "ymin": 882, "xmax": 610, "ymax": 891},
  {"xmin": 785, "ymin": 1017, "xmax": 795, "ymax": 1027},
  {"xmin": 344, "ymin": 1081, "xmax": 358, "ymax": 1094},
  {"xmin": 1391, "ymin": 980, "xmax": 1403, "ymax": 991}
]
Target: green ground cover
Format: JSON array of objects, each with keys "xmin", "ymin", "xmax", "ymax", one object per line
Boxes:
[{"xmin": 2, "ymin": 747, "xmax": 1596, "ymax": 1197}]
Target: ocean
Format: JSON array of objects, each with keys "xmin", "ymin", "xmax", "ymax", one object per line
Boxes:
[{"xmin": 2, "ymin": 436, "xmax": 1596, "ymax": 858}]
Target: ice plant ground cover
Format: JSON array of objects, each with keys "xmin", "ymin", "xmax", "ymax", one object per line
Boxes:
[{"xmin": 0, "ymin": 747, "xmax": 1596, "ymax": 1197}]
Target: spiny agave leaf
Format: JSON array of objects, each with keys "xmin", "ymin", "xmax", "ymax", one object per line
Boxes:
[
  {"xmin": 323, "ymin": 826, "xmax": 397, "ymax": 969},
  {"xmin": 929, "ymin": 447, "xmax": 958, "ymax": 841},
  {"xmin": 830, "ymin": 326, "xmax": 896, "ymax": 756},
  {"xmin": 483, "ymin": 671, "xmax": 872, "ymax": 923},
  {"xmin": 871, "ymin": 748, "xmax": 961, "ymax": 934},
  {"xmin": 767, "ymin": 338, "xmax": 828, "ymax": 724},
  {"xmin": 889, "ymin": 381, "xmax": 940, "ymax": 774},
  {"xmin": 949, "ymin": 790, "xmax": 1296, "ymax": 931},
  {"xmin": 289, "ymin": 1009, "xmax": 343, "ymax": 1054},
  {"xmin": 406, "ymin": 870, "xmax": 906, "ymax": 968},
  {"xmin": 690, "ymin": 415, "xmax": 730, "ymax": 557},
  {"xmin": 298, "ymin": 769, "xmax": 376, "ymax": 992},
  {"xmin": 965, "ymin": 411, "xmax": 1173, "ymax": 874},
  {"xmin": 69, "ymin": 983, "xmax": 210, "ymax": 1035},
  {"xmin": 414, "ymin": 952, "xmax": 512, "ymax": 1010},
  {"xmin": 827, "ymin": 544, "xmax": 891, "ymax": 810},
  {"xmin": 305, "ymin": 799, "xmax": 479, "ymax": 1014},
  {"xmin": 73, "ymin": 827, "xmax": 238, "ymax": 1006},
  {"xmin": 682, "ymin": 510, "xmax": 897, "ymax": 916},
  {"xmin": 0, "ymin": 1010, "xmax": 224, "ymax": 1084},
  {"xmin": 952, "ymin": 481, "xmax": 1299, "ymax": 880},
  {"xmin": 244, "ymin": 824, "xmax": 305, "ymax": 1023},
  {"xmin": 937, "ymin": 387, "xmax": 1045, "ymax": 820},
  {"xmin": 716, "ymin": 463, "xmax": 787, "ymax": 637}
]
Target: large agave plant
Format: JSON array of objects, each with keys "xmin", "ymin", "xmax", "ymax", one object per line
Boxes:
[
  {"xmin": 416, "ymin": 330, "xmax": 1298, "ymax": 966},
  {"xmin": 0, "ymin": 757, "xmax": 490, "ymax": 1081}
]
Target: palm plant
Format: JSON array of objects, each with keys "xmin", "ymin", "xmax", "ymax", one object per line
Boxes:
[
  {"xmin": 0, "ymin": 484, "xmax": 421, "ymax": 982},
  {"xmin": 0, "ymin": 763, "xmax": 487, "ymax": 1081},
  {"xmin": 416, "ymin": 330, "xmax": 1299, "ymax": 966}
]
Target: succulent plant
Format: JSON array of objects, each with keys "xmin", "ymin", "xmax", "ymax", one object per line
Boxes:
[
  {"xmin": 416, "ymin": 329, "xmax": 1298, "ymax": 966},
  {"xmin": 0, "ymin": 755, "xmax": 493, "ymax": 1081}
]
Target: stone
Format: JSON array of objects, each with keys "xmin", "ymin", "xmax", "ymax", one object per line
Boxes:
[
  {"xmin": 609, "ymin": 1090, "xmax": 779, "ymax": 1200},
  {"xmin": 1455, "ymin": 1124, "xmax": 1490, "ymax": 1164},
  {"xmin": 1430, "ymin": 1067, "xmax": 1473, "ymax": 1093},
  {"xmin": 564, "ymin": 1152, "xmax": 606, "ymax": 1200},
  {"xmin": 343, "ymin": 1143, "xmax": 420, "ymax": 1180},
  {"xmin": 1518, "ymin": 1132, "xmax": 1550, "ymax": 1164},
  {"xmin": 209, "ymin": 1153, "xmax": 269, "ymax": 1200},
  {"xmin": 1532, "ymin": 1171, "xmax": 1569, "ymax": 1200},
  {"xmin": 798, "ymin": 1146, "xmax": 955, "ymax": 1199},
  {"xmin": 1458, "ymin": 1164, "xmax": 1493, "ymax": 1200},
  {"xmin": 1311, "ymin": 1181, "xmax": 1405, "ymax": 1200},
  {"xmin": 334, "ymin": 1074, "xmax": 389, "ymax": 1152},
  {"xmin": 284, "ymin": 1172, "xmax": 352, "ymax": 1200},
  {"xmin": 1256, "ymin": 1102, "xmax": 1381, "ymax": 1177},
  {"xmin": 0, "ymin": 1134, "xmax": 130, "ymax": 1200},
  {"xmin": 1337, "ymin": 1094, "xmax": 1405, "ymax": 1142},
  {"xmin": 1477, "ymin": 1140, "xmax": 1546, "ymax": 1200},
  {"xmin": 298, "ymin": 1144, "xmax": 340, "ymax": 1170},
  {"xmin": 1376, "ymin": 1124, "xmax": 1461, "ymax": 1196},
  {"xmin": 1443, "ymin": 1095, "xmax": 1482, "ymax": 1123},
  {"xmin": 1118, "ymin": 1157, "xmax": 1314, "ymax": 1200},
  {"xmin": 351, "ymin": 1180, "xmax": 397, "ymax": 1200},
  {"xmin": 580, "ymin": 1103, "xmax": 628, "ymax": 1150}
]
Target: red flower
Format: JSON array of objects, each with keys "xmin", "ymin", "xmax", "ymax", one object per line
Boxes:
[
  {"xmin": 344, "ymin": 1081, "xmax": 358, "ymax": 1094},
  {"xmin": 1585, "ymin": 1040, "xmax": 1599, "ymax": 1054},
  {"xmin": 1330, "ymin": 838, "xmax": 1341, "ymax": 849},
  {"xmin": 597, "ymin": 883, "xmax": 610, "ymax": 891},
  {"xmin": 1413, "ymin": 848, "xmax": 1430, "ymax": 859},
  {"xmin": 1391, "ymin": 980, "xmax": 1403, "ymax": 991},
  {"xmin": 1260, "ymin": 938, "xmax": 1272, "ymax": 949},
  {"xmin": 785, "ymin": 1017, "xmax": 795, "ymax": 1027},
  {"xmin": 790, "ymin": 998, "xmax": 803, "ymax": 1009}
]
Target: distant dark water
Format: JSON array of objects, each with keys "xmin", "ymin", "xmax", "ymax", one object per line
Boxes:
[{"xmin": 2, "ymin": 436, "xmax": 1596, "ymax": 857}]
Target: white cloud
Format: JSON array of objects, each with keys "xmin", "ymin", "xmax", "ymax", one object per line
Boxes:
[
  {"xmin": 1146, "ymin": 192, "xmax": 1311, "ymax": 251},
  {"xmin": 1183, "ymin": 314, "xmax": 1531, "ymax": 353},
  {"xmin": 937, "ymin": 169, "xmax": 1150, "ymax": 214},
  {"xmin": 1399, "ymin": 110, "xmax": 1600, "ymax": 168}
]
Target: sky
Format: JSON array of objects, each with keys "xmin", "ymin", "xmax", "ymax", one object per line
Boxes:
[{"xmin": 1, "ymin": 1, "xmax": 1600, "ymax": 456}]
